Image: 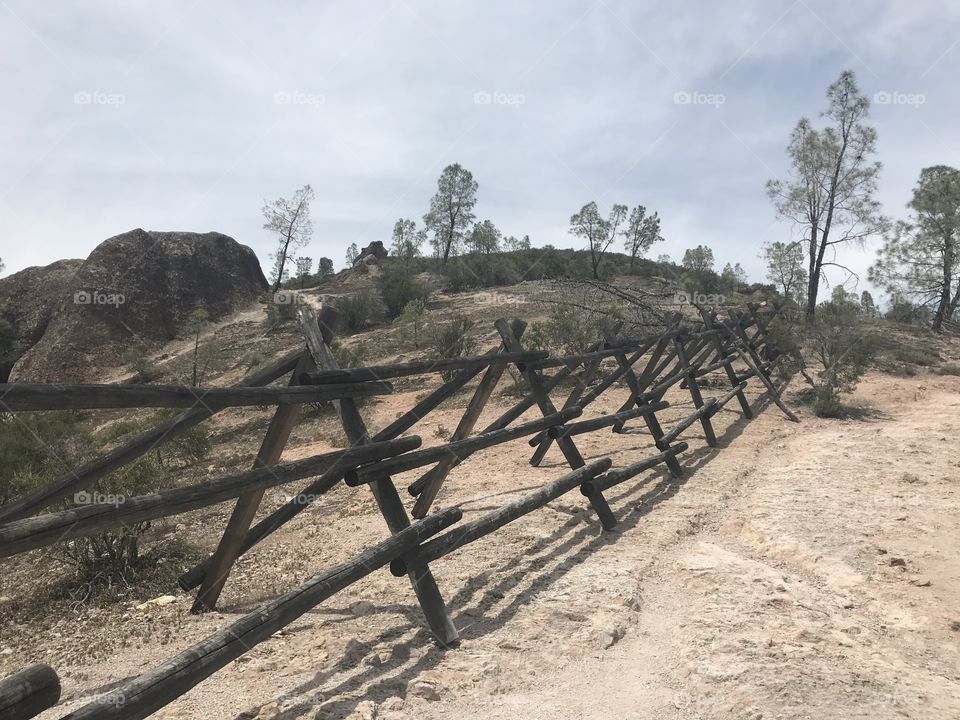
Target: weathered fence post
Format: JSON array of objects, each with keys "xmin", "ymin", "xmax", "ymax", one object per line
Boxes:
[
  {"xmin": 599, "ymin": 324, "xmax": 685, "ymax": 478},
  {"xmin": 672, "ymin": 331, "xmax": 718, "ymax": 447},
  {"xmin": 697, "ymin": 307, "xmax": 752, "ymax": 419},
  {"xmin": 528, "ymin": 341, "xmax": 602, "ymax": 467},
  {"xmin": 411, "ymin": 320, "xmax": 525, "ymax": 518},
  {"xmin": 495, "ymin": 318, "xmax": 617, "ymax": 530},
  {"xmin": 298, "ymin": 304, "xmax": 459, "ymax": 646},
  {"xmin": 191, "ymin": 352, "xmax": 316, "ymax": 613}
]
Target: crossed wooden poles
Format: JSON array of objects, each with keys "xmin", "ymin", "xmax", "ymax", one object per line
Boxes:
[{"xmin": 0, "ymin": 300, "xmax": 795, "ymax": 720}]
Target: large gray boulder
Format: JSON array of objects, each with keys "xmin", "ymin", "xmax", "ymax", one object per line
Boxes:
[
  {"xmin": 4, "ymin": 229, "xmax": 267, "ymax": 383},
  {"xmin": 0, "ymin": 259, "xmax": 84, "ymax": 381}
]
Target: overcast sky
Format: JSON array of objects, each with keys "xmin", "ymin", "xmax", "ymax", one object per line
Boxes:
[{"xmin": 2, "ymin": 1, "xmax": 958, "ymax": 298}]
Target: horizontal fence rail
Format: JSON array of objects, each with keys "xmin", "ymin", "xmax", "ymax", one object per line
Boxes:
[
  {"xmin": 0, "ymin": 437, "xmax": 421, "ymax": 558},
  {"xmin": 0, "ymin": 380, "xmax": 393, "ymax": 411},
  {"xmin": 58, "ymin": 508, "xmax": 463, "ymax": 720},
  {"xmin": 0, "ymin": 664, "xmax": 60, "ymax": 720},
  {"xmin": 0, "ymin": 348, "xmax": 305, "ymax": 525}
]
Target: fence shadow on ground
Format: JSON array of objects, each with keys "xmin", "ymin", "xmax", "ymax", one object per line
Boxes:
[{"xmin": 234, "ymin": 379, "xmax": 787, "ymax": 719}]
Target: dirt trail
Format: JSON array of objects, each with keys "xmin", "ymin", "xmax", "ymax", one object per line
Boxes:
[{"xmin": 443, "ymin": 372, "xmax": 960, "ymax": 720}]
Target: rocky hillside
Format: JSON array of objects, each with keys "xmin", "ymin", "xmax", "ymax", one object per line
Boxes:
[
  {"xmin": 0, "ymin": 258, "xmax": 84, "ymax": 381},
  {"xmin": 2, "ymin": 229, "xmax": 267, "ymax": 383}
]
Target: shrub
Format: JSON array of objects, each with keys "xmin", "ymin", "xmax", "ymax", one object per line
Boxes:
[
  {"xmin": 264, "ymin": 293, "xmax": 299, "ymax": 331},
  {"xmin": 424, "ymin": 315, "xmax": 479, "ymax": 379},
  {"xmin": 763, "ymin": 310, "xmax": 802, "ymax": 357},
  {"xmin": 892, "ymin": 344, "xmax": 939, "ymax": 367},
  {"xmin": 378, "ymin": 264, "xmax": 430, "ymax": 318},
  {"xmin": 122, "ymin": 348, "xmax": 159, "ymax": 383},
  {"xmin": 526, "ymin": 304, "xmax": 602, "ymax": 356},
  {"xmin": 800, "ymin": 299, "xmax": 877, "ymax": 417},
  {"xmin": 160, "ymin": 424, "xmax": 210, "ymax": 468},
  {"xmin": 144, "ymin": 410, "xmax": 211, "ymax": 469},
  {"xmin": 330, "ymin": 340, "xmax": 368, "ymax": 368},
  {"xmin": 0, "ymin": 411, "xmax": 176, "ymax": 588},
  {"xmin": 335, "ymin": 290, "xmax": 386, "ymax": 333},
  {"xmin": 0, "ymin": 315, "xmax": 20, "ymax": 381},
  {"xmin": 242, "ymin": 350, "xmax": 268, "ymax": 371},
  {"xmin": 937, "ymin": 362, "xmax": 960, "ymax": 376},
  {"xmin": 0, "ymin": 411, "xmax": 91, "ymax": 504},
  {"xmin": 97, "ymin": 416, "xmax": 147, "ymax": 444},
  {"xmin": 396, "ymin": 298, "xmax": 428, "ymax": 349},
  {"xmin": 57, "ymin": 455, "xmax": 171, "ymax": 582},
  {"xmin": 442, "ymin": 255, "xmax": 520, "ymax": 291},
  {"xmin": 510, "ymin": 247, "xmax": 574, "ymax": 280},
  {"xmin": 886, "ymin": 301, "xmax": 931, "ymax": 326}
]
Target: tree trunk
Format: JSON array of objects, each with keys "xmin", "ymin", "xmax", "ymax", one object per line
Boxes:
[
  {"xmin": 948, "ymin": 282, "xmax": 960, "ymax": 321},
  {"xmin": 931, "ymin": 279, "xmax": 951, "ymax": 332},
  {"xmin": 272, "ymin": 235, "xmax": 292, "ymax": 293},
  {"xmin": 932, "ymin": 239, "xmax": 956, "ymax": 332},
  {"xmin": 805, "ymin": 229, "xmax": 818, "ymax": 323},
  {"xmin": 806, "ymin": 229, "xmax": 829, "ymax": 324},
  {"xmin": 441, "ymin": 229, "xmax": 452, "ymax": 264}
]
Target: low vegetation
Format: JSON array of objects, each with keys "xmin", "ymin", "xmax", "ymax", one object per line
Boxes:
[
  {"xmin": 526, "ymin": 304, "xmax": 606, "ymax": 357},
  {"xmin": 0, "ymin": 407, "xmax": 210, "ymax": 593},
  {"xmin": 335, "ymin": 289, "xmax": 386, "ymax": 333},
  {"xmin": 395, "ymin": 298, "xmax": 427, "ymax": 349},
  {"xmin": 424, "ymin": 314, "xmax": 479, "ymax": 379},
  {"xmin": 796, "ymin": 297, "xmax": 878, "ymax": 417}
]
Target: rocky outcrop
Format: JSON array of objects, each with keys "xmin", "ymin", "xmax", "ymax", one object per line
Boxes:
[
  {"xmin": 5, "ymin": 229, "xmax": 267, "ymax": 383},
  {"xmin": 0, "ymin": 259, "xmax": 84, "ymax": 381},
  {"xmin": 347, "ymin": 241, "xmax": 389, "ymax": 278},
  {"xmin": 355, "ymin": 241, "xmax": 388, "ymax": 265}
]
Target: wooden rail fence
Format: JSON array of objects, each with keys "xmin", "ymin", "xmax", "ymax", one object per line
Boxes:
[{"xmin": 0, "ymin": 299, "xmax": 795, "ymax": 719}]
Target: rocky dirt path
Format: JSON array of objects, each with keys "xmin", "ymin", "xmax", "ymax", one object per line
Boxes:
[{"xmin": 440, "ymin": 371, "xmax": 960, "ymax": 720}]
